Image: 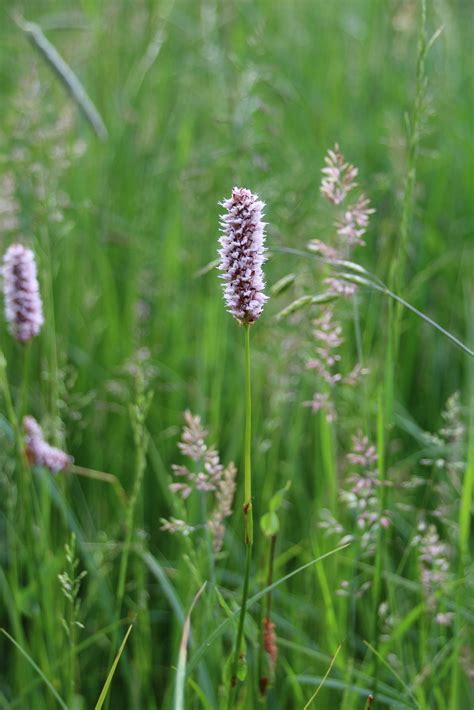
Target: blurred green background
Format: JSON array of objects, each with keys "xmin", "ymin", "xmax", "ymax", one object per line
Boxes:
[{"xmin": 0, "ymin": 0, "xmax": 473, "ymax": 707}]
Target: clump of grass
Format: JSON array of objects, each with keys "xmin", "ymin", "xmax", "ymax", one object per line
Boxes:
[{"xmin": 0, "ymin": 1, "xmax": 472, "ymax": 708}]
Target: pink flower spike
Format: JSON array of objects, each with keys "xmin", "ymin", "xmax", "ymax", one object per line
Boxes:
[
  {"xmin": 2, "ymin": 243, "xmax": 44, "ymax": 343},
  {"xmin": 218, "ymin": 187, "xmax": 268, "ymax": 324},
  {"xmin": 23, "ymin": 416, "xmax": 72, "ymax": 473}
]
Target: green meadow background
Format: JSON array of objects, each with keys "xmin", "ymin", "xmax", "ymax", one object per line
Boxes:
[{"xmin": 0, "ymin": 0, "xmax": 473, "ymax": 708}]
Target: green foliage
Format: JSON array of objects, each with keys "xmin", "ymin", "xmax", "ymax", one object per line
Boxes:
[
  {"xmin": 260, "ymin": 481, "xmax": 290, "ymax": 537},
  {"xmin": 0, "ymin": 0, "xmax": 472, "ymax": 708}
]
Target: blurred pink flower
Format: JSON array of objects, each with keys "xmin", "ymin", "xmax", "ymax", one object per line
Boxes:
[
  {"xmin": 2, "ymin": 243, "xmax": 44, "ymax": 342},
  {"xmin": 23, "ymin": 416, "xmax": 72, "ymax": 473},
  {"xmin": 320, "ymin": 144, "xmax": 358, "ymax": 205}
]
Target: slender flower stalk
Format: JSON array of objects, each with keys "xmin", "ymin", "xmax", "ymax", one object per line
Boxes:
[
  {"xmin": 2, "ymin": 243, "xmax": 44, "ymax": 343},
  {"xmin": 227, "ymin": 324, "xmax": 253, "ymax": 701},
  {"xmin": 218, "ymin": 186, "xmax": 267, "ymax": 705}
]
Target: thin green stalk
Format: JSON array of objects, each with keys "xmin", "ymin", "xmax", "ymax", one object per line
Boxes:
[
  {"xmin": 19, "ymin": 343, "xmax": 31, "ymax": 420},
  {"xmin": 0, "ymin": 351, "xmax": 31, "ymax": 691},
  {"xmin": 0, "ymin": 350, "xmax": 53, "ymax": 685},
  {"xmin": 200, "ymin": 491, "xmax": 215, "ymax": 588},
  {"xmin": 370, "ymin": 390, "xmax": 388, "ymax": 688},
  {"xmin": 258, "ymin": 533, "xmax": 277, "ymax": 696},
  {"xmin": 352, "ymin": 294, "xmax": 370, "ymax": 434},
  {"xmin": 0, "ymin": 350, "xmax": 37, "ymax": 539},
  {"xmin": 227, "ymin": 324, "xmax": 253, "ymax": 707},
  {"xmin": 105, "ymin": 373, "xmax": 152, "ymax": 710},
  {"xmin": 389, "ymin": 0, "xmax": 427, "ymax": 339},
  {"xmin": 243, "ymin": 324, "xmax": 253, "ymax": 547},
  {"xmin": 115, "ymin": 390, "xmax": 151, "ymax": 617},
  {"xmin": 39, "ymin": 221, "xmax": 62, "ymax": 442},
  {"xmin": 385, "ymin": 0, "xmax": 428, "ymax": 426}
]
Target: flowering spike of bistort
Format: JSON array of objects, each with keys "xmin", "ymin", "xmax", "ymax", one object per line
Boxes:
[
  {"xmin": 2, "ymin": 243, "xmax": 44, "ymax": 343},
  {"xmin": 23, "ymin": 416, "xmax": 72, "ymax": 473},
  {"xmin": 218, "ymin": 186, "xmax": 268, "ymax": 324}
]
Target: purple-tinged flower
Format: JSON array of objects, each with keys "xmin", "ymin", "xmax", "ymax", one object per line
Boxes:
[
  {"xmin": 218, "ymin": 186, "xmax": 268, "ymax": 324},
  {"xmin": 303, "ymin": 392, "xmax": 336, "ymax": 422},
  {"xmin": 343, "ymin": 364, "xmax": 369, "ymax": 386},
  {"xmin": 307, "ymin": 239, "xmax": 339, "ymax": 260},
  {"xmin": 160, "ymin": 518, "xmax": 194, "ymax": 535},
  {"xmin": 208, "ymin": 462, "xmax": 237, "ymax": 552},
  {"xmin": 336, "ymin": 194, "xmax": 375, "ymax": 247},
  {"xmin": 324, "ymin": 277, "xmax": 358, "ymax": 297},
  {"xmin": 320, "ymin": 144, "xmax": 358, "ymax": 205},
  {"xmin": 347, "ymin": 431, "xmax": 378, "ymax": 468},
  {"xmin": 435, "ymin": 612, "xmax": 454, "ymax": 627},
  {"xmin": 2, "ymin": 243, "xmax": 44, "ymax": 343},
  {"xmin": 164, "ymin": 411, "xmax": 237, "ymax": 551},
  {"xmin": 169, "ymin": 411, "xmax": 228, "ymax": 497},
  {"xmin": 23, "ymin": 416, "xmax": 72, "ymax": 473},
  {"xmin": 178, "ymin": 410, "xmax": 208, "ymax": 461},
  {"xmin": 169, "ymin": 482, "xmax": 192, "ymax": 499}
]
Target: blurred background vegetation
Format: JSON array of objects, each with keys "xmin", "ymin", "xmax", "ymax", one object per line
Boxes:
[{"xmin": 0, "ymin": 0, "xmax": 473, "ymax": 707}]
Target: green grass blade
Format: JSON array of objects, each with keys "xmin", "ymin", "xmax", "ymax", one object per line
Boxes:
[
  {"xmin": 1, "ymin": 628, "xmax": 68, "ymax": 710},
  {"xmin": 16, "ymin": 17, "xmax": 108, "ymax": 140},
  {"xmin": 187, "ymin": 543, "xmax": 349, "ymax": 673},
  {"xmin": 142, "ymin": 551, "xmax": 185, "ymax": 624},
  {"xmin": 303, "ymin": 643, "xmax": 341, "ymax": 709},
  {"xmin": 364, "ymin": 640, "xmax": 422, "ymax": 709},
  {"xmin": 174, "ymin": 582, "xmax": 207, "ymax": 710},
  {"xmin": 95, "ymin": 625, "xmax": 133, "ymax": 710}
]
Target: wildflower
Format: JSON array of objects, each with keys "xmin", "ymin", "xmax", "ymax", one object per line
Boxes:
[
  {"xmin": 320, "ymin": 144, "xmax": 358, "ymax": 205},
  {"xmin": 2, "ymin": 243, "xmax": 44, "ymax": 342},
  {"xmin": 218, "ymin": 186, "xmax": 268, "ymax": 324},
  {"xmin": 23, "ymin": 416, "xmax": 72, "ymax": 473}
]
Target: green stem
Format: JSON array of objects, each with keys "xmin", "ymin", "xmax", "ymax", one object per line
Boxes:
[
  {"xmin": 386, "ymin": 0, "xmax": 427, "ymax": 423},
  {"xmin": 19, "ymin": 343, "xmax": 31, "ymax": 420},
  {"xmin": 244, "ymin": 324, "xmax": 253, "ymax": 546},
  {"xmin": 227, "ymin": 324, "xmax": 253, "ymax": 707}
]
